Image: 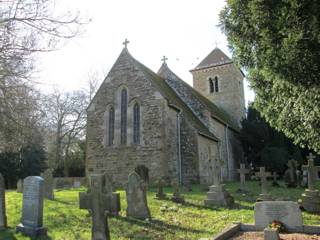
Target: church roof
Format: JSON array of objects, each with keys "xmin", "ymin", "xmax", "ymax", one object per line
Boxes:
[
  {"xmin": 191, "ymin": 47, "xmax": 233, "ymax": 72},
  {"xmin": 125, "ymin": 50, "xmax": 219, "ymax": 141},
  {"xmin": 158, "ymin": 62, "xmax": 240, "ymax": 132}
]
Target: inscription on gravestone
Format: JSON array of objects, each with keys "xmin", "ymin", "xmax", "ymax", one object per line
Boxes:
[
  {"xmin": 254, "ymin": 201, "xmax": 302, "ymax": 231},
  {"xmin": 16, "ymin": 176, "xmax": 47, "ymax": 237}
]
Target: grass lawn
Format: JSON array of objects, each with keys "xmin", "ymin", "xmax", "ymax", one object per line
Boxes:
[{"xmin": 2, "ymin": 181, "xmax": 320, "ymax": 240}]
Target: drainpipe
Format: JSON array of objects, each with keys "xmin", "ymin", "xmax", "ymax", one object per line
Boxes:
[
  {"xmin": 177, "ymin": 111, "xmax": 182, "ymax": 185},
  {"xmin": 225, "ymin": 125, "xmax": 230, "ymax": 180}
]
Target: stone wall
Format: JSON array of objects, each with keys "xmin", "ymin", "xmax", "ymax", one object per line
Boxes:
[{"xmin": 192, "ymin": 64, "xmax": 246, "ymax": 126}]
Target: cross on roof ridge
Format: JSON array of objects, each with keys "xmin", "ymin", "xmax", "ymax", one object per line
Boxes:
[
  {"xmin": 161, "ymin": 56, "xmax": 168, "ymax": 63},
  {"xmin": 123, "ymin": 38, "xmax": 130, "ymax": 49}
]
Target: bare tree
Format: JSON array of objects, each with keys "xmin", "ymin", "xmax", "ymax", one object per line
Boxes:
[{"xmin": 42, "ymin": 89, "xmax": 88, "ymax": 176}]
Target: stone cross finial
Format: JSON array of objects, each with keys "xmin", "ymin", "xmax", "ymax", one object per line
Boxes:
[
  {"xmin": 123, "ymin": 38, "xmax": 130, "ymax": 49},
  {"xmin": 79, "ymin": 174, "xmax": 110, "ymax": 240},
  {"xmin": 161, "ymin": 56, "xmax": 168, "ymax": 64},
  {"xmin": 214, "ymin": 40, "xmax": 220, "ymax": 48},
  {"xmin": 302, "ymin": 155, "xmax": 320, "ymax": 191},
  {"xmin": 237, "ymin": 164, "xmax": 250, "ymax": 191}
]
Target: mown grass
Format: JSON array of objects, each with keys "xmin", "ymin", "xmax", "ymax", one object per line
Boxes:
[{"xmin": 2, "ymin": 181, "xmax": 320, "ymax": 240}]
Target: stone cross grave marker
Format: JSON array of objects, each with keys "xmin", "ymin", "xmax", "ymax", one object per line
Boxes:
[
  {"xmin": 212, "ymin": 158, "xmax": 221, "ymax": 186},
  {"xmin": 256, "ymin": 167, "xmax": 271, "ymax": 201},
  {"xmin": 79, "ymin": 174, "xmax": 110, "ymax": 240},
  {"xmin": 302, "ymin": 153, "xmax": 320, "ymax": 191},
  {"xmin": 125, "ymin": 172, "xmax": 151, "ymax": 219},
  {"xmin": 237, "ymin": 163, "xmax": 250, "ymax": 192},
  {"xmin": 41, "ymin": 169, "xmax": 54, "ymax": 200},
  {"xmin": 156, "ymin": 177, "xmax": 166, "ymax": 199},
  {"xmin": 17, "ymin": 179, "xmax": 23, "ymax": 193},
  {"xmin": 254, "ymin": 201, "xmax": 303, "ymax": 231},
  {"xmin": 0, "ymin": 173, "xmax": 7, "ymax": 230},
  {"xmin": 16, "ymin": 176, "xmax": 47, "ymax": 237}
]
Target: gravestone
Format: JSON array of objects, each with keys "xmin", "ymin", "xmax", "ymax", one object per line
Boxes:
[
  {"xmin": 254, "ymin": 201, "xmax": 303, "ymax": 231},
  {"xmin": 41, "ymin": 169, "xmax": 54, "ymax": 200},
  {"xmin": 237, "ymin": 163, "xmax": 250, "ymax": 192},
  {"xmin": 272, "ymin": 172, "xmax": 280, "ymax": 187},
  {"xmin": 183, "ymin": 178, "xmax": 192, "ymax": 192},
  {"xmin": 16, "ymin": 176, "xmax": 47, "ymax": 237},
  {"xmin": 17, "ymin": 179, "xmax": 23, "ymax": 193},
  {"xmin": 284, "ymin": 159, "xmax": 298, "ymax": 188},
  {"xmin": 102, "ymin": 172, "xmax": 120, "ymax": 216},
  {"xmin": 155, "ymin": 177, "xmax": 167, "ymax": 200},
  {"xmin": 125, "ymin": 172, "xmax": 150, "ymax": 219},
  {"xmin": 79, "ymin": 174, "xmax": 110, "ymax": 240},
  {"xmin": 299, "ymin": 153, "xmax": 320, "ymax": 213},
  {"xmin": 171, "ymin": 182, "xmax": 185, "ymax": 204},
  {"xmin": 256, "ymin": 167, "xmax": 272, "ymax": 201},
  {"xmin": 0, "ymin": 174, "xmax": 7, "ymax": 230},
  {"xmin": 134, "ymin": 165, "xmax": 149, "ymax": 185},
  {"xmin": 74, "ymin": 181, "xmax": 81, "ymax": 188},
  {"xmin": 204, "ymin": 158, "xmax": 234, "ymax": 207}
]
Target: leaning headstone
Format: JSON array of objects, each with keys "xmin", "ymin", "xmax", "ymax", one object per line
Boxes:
[
  {"xmin": 204, "ymin": 158, "xmax": 234, "ymax": 207},
  {"xmin": 155, "ymin": 177, "xmax": 167, "ymax": 200},
  {"xmin": 284, "ymin": 159, "xmax": 298, "ymax": 188},
  {"xmin": 0, "ymin": 174, "xmax": 7, "ymax": 230},
  {"xmin": 102, "ymin": 172, "xmax": 120, "ymax": 216},
  {"xmin": 79, "ymin": 174, "xmax": 110, "ymax": 240},
  {"xmin": 17, "ymin": 179, "xmax": 23, "ymax": 193},
  {"xmin": 254, "ymin": 201, "xmax": 303, "ymax": 231},
  {"xmin": 256, "ymin": 167, "xmax": 272, "ymax": 201},
  {"xmin": 171, "ymin": 182, "xmax": 185, "ymax": 204},
  {"xmin": 134, "ymin": 165, "xmax": 149, "ymax": 185},
  {"xmin": 299, "ymin": 153, "xmax": 320, "ymax": 213},
  {"xmin": 237, "ymin": 163, "xmax": 250, "ymax": 192},
  {"xmin": 125, "ymin": 172, "xmax": 150, "ymax": 219},
  {"xmin": 16, "ymin": 176, "xmax": 47, "ymax": 237},
  {"xmin": 41, "ymin": 169, "xmax": 54, "ymax": 200}
]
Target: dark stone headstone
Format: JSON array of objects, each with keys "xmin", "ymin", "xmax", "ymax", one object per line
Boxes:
[
  {"xmin": 125, "ymin": 172, "xmax": 150, "ymax": 219},
  {"xmin": 284, "ymin": 160, "xmax": 298, "ymax": 188},
  {"xmin": 134, "ymin": 165, "xmax": 149, "ymax": 184},
  {"xmin": 155, "ymin": 177, "xmax": 166, "ymax": 199},
  {"xmin": 102, "ymin": 172, "xmax": 120, "ymax": 216},
  {"xmin": 79, "ymin": 174, "xmax": 110, "ymax": 240},
  {"xmin": 16, "ymin": 176, "xmax": 47, "ymax": 237},
  {"xmin": 171, "ymin": 182, "xmax": 185, "ymax": 204},
  {"xmin": 0, "ymin": 174, "xmax": 7, "ymax": 230},
  {"xmin": 17, "ymin": 179, "xmax": 23, "ymax": 193},
  {"xmin": 41, "ymin": 169, "xmax": 54, "ymax": 200}
]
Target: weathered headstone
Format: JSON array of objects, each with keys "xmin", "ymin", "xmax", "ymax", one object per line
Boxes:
[
  {"xmin": 17, "ymin": 179, "xmax": 23, "ymax": 193},
  {"xmin": 155, "ymin": 177, "xmax": 167, "ymax": 200},
  {"xmin": 182, "ymin": 178, "xmax": 192, "ymax": 192},
  {"xmin": 254, "ymin": 201, "xmax": 303, "ymax": 231},
  {"xmin": 16, "ymin": 176, "xmax": 47, "ymax": 237},
  {"xmin": 74, "ymin": 181, "xmax": 81, "ymax": 188},
  {"xmin": 237, "ymin": 163, "xmax": 250, "ymax": 192},
  {"xmin": 79, "ymin": 174, "xmax": 110, "ymax": 240},
  {"xmin": 256, "ymin": 167, "xmax": 272, "ymax": 201},
  {"xmin": 0, "ymin": 174, "xmax": 7, "ymax": 230},
  {"xmin": 204, "ymin": 158, "xmax": 234, "ymax": 207},
  {"xmin": 171, "ymin": 182, "xmax": 185, "ymax": 204},
  {"xmin": 41, "ymin": 169, "xmax": 54, "ymax": 200},
  {"xmin": 272, "ymin": 172, "xmax": 280, "ymax": 187},
  {"xmin": 299, "ymin": 153, "xmax": 320, "ymax": 213},
  {"xmin": 125, "ymin": 172, "xmax": 150, "ymax": 219},
  {"xmin": 102, "ymin": 172, "xmax": 120, "ymax": 216},
  {"xmin": 284, "ymin": 159, "xmax": 298, "ymax": 188},
  {"xmin": 134, "ymin": 165, "xmax": 149, "ymax": 185}
]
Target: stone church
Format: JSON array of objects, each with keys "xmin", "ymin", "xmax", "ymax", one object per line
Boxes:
[{"xmin": 86, "ymin": 43, "xmax": 245, "ymax": 186}]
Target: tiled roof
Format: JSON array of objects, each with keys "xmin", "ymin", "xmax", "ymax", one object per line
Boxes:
[{"xmin": 191, "ymin": 47, "xmax": 233, "ymax": 71}]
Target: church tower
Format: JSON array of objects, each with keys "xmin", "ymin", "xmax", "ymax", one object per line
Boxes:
[{"xmin": 190, "ymin": 48, "xmax": 245, "ymax": 126}]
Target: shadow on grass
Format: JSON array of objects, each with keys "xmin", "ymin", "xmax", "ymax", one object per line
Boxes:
[
  {"xmin": 0, "ymin": 227, "xmax": 53, "ymax": 240},
  {"xmin": 115, "ymin": 215, "xmax": 213, "ymax": 235}
]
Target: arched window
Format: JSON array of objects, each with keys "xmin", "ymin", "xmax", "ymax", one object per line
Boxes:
[
  {"xmin": 133, "ymin": 103, "xmax": 140, "ymax": 144},
  {"xmin": 120, "ymin": 89, "xmax": 127, "ymax": 144},
  {"xmin": 209, "ymin": 78, "xmax": 214, "ymax": 93},
  {"xmin": 108, "ymin": 107, "xmax": 115, "ymax": 145},
  {"xmin": 214, "ymin": 76, "xmax": 219, "ymax": 92}
]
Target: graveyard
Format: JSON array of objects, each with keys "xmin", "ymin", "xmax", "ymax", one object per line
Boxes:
[{"xmin": 1, "ymin": 180, "xmax": 320, "ymax": 240}]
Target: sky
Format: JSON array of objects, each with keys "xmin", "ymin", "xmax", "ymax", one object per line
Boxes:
[{"xmin": 37, "ymin": 0, "xmax": 254, "ymax": 105}]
